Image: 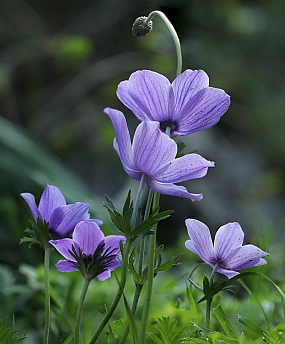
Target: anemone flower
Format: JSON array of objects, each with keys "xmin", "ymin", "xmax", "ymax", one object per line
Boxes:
[
  {"xmin": 49, "ymin": 221, "xmax": 126, "ymax": 281},
  {"xmin": 21, "ymin": 184, "xmax": 101, "ymax": 238},
  {"xmin": 185, "ymin": 219, "xmax": 269, "ymax": 278},
  {"xmin": 116, "ymin": 69, "xmax": 230, "ymax": 136},
  {"xmin": 104, "ymin": 108, "xmax": 214, "ymax": 201}
]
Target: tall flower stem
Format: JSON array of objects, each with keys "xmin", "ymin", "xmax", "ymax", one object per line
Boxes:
[
  {"xmin": 88, "ymin": 239, "xmax": 131, "ymax": 344},
  {"xmin": 119, "ymin": 283, "xmax": 143, "ymax": 344},
  {"xmin": 43, "ymin": 247, "xmax": 51, "ymax": 344},
  {"xmin": 206, "ymin": 263, "xmax": 219, "ymax": 328},
  {"xmin": 75, "ymin": 278, "xmax": 91, "ymax": 344},
  {"xmin": 144, "ymin": 10, "xmax": 182, "ymax": 76},
  {"xmin": 138, "ymin": 192, "xmax": 160, "ymax": 344},
  {"xmin": 89, "ymin": 177, "xmax": 145, "ymax": 343}
]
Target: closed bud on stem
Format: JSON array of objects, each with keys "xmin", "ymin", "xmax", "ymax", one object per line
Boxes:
[{"xmin": 132, "ymin": 16, "xmax": 153, "ymax": 37}]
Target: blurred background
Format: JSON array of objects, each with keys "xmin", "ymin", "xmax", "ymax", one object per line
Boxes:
[{"xmin": 1, "ymin": 0, "xmax": 285, "ymax": 340}]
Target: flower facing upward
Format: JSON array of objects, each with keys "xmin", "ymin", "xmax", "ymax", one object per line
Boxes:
[
  {"xmin": 116, "ymin": 69, "xmax": 230, "ymax": 136},
  {"xmin": 21, "ymin": 184, "xmax": 102, "ymax": 238},
  {"xmin": 185, "ymin": 219, "xmax": 269, "ymax": 278},
  {"xmin": 104, "ymin": 108, "xmax": 214, "ymax": 201},
  {"xmin": 49, "ymin": 221, "xmax": 126, "ymax": 281}
]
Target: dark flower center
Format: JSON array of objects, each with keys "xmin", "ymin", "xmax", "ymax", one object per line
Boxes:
[{"xmin": 160, "ymin": 120, "xmax": 178, "ymax": 134}]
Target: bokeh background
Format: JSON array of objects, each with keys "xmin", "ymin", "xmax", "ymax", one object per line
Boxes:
[{"xmin": 1, "ymin": 0, "xmax": 285, "ymax": 341}]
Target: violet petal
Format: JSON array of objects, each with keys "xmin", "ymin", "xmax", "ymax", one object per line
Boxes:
[
  {"xmin": 56, "ymin": 260, "xmax": 78, "ymax": 272},
  {"xmin": 73, "ymin": 221, "xmax": 104, "ymax": 256},
  {"xmin": 38, "ymin": 184, "xmax": 66, "ymax": 222},
  {"xmin": 176, "ymin": 87, "xmax": 230, "ymax": 136},
  {"xmin": 214, "ymin": 222, "xmax": 244, "ymax": 263},
  {"xmin": 20, "ymin": 193, "xmax": 42, "ymax": 222},
  {"xmin": 117, "ymin": 70, "xmax": 171, "ymax": 121},
  {"xmin": 49, "ymin": 202, "xmax": 90, "ymax": 237},
  {"xmin": 133, "ymin": 121, "xmax": 177, "ymax": 177},
  {"xmin": 185, "ymin": 219, "xmax": 215, "ymax": 265},
  {"xmin": 157, "ymin": 154, "xmax": 214, "ymax": 183},
  {"xmin": 49, "ymin": 238, "xmax": 76, "ymax": 260}
]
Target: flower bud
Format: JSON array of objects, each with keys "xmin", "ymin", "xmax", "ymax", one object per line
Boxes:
[{"xmin": 132, "ymin": 16, "xmax": 153, "ymax": 37}]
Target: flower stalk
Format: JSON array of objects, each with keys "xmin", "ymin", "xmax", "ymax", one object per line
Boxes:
[
  {"xmin": 138, "ymin": 192, "xmax": 160, "ymax": 344},
  {"xmin": 143, "ymin": 10, "xmax": 182, "ymax": 77},
  {"xmin": 43, "ymin": 247, "xmax": 51, "ymax": 344},
  {"xmin": 74, "ymin": 278, "xmax": 91, "ymax": 344}
]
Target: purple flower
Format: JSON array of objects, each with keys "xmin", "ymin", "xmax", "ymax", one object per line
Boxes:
[
  {"xmin": 21, "ymin": 184, "xmax": 101, "ymax": 238},
  {"xmin": 49, "ymin": 221, "xmax": 126, "ymax": 281},
  {"xmin": 104, "ymin": 108, "xmax": 214, "ymax": 201},
  {"xmin": 185, "ymin": 219, "xmax": 269, "ymax": 278},
  {"xmin": 116, "ymin": 69, "xmax": 230, "ymax": 136}
]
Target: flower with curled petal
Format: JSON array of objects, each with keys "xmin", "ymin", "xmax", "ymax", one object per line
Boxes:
[
  {"xmin": 116, "ymin": 69, "xmax": 230, "ymax": 136},
  {"xmin": 104, "ymin": 108, "xmax": 214, "ymax": 201},
  {"xmin": 21, "ymin": 184, "xmax": 102, "ymax": 238},
  {"xmin": 49, "ymin": 220, "xmax": 126, "ymax": 281},
  {"xmin": 185, "ymin": 219, "xmax": 269, "ymax": 278}
]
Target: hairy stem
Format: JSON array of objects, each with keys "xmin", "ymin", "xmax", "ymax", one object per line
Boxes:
[
  {"xmin": 75, "ymin": 278, "xmax": 91, "ymax": 344},
  {"xmin": 144, "ymin": 10, "xmax": 182, "ymax": 76},
  {"xmin": 138, "ymin": 192, "xmax": 160, "ymax": 344},
  {"xmin": 43, "ymin": 248, "xmax": 51, "ymax": 344}
]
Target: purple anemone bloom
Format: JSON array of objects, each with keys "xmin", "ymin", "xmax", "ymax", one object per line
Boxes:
[
  {"xmin": 104, "ymin": 108, "xmax": 214, "ymax": 201},
  {"xmin": 21, "ymin": 184, "xmax": 101, "ymax": 238},
  {"xmin": 116, "ymin": 69, "xmax": 230, "ymax": 136},
  {"xmin": 49, "ymin": 221, "xmax": 126, "ymax": 281},
  {"xmin": 185, "ymin": 219, "xmax": 269, "ymax": 278}
]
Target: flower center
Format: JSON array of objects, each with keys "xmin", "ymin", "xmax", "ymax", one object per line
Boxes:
[{"xmin": 160, "ymin": 120, "xmax": 178, "ymax": 134}]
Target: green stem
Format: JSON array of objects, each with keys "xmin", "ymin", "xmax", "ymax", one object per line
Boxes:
[
  {"xmin": 138, "ymin": 189, "xmax": 154, "ymax": 277},
  {"xmin": 206, "ymin": 263, "xmax": 219, "ymax": 328},
  {"xmin": 144, "ymin": 10, "xmax": 182, "ymax": 76},
  {"xmin": 119, "ymin": 283, "xmax": 143, "ymax": 344},
  {"xmin": 138, "ymin": 192, "xmax": 160, "ymax": 344},
  {"xmin": 131, "ymin": 174, "xmax": 146, "ymax": 229},
  {"xmin": 88, "ymin": 239, "xmax": 132, "ymax": 344},
  {"xmin": 75, "ymin": 278, "xmax": 91, "ymax": 344},
  {"xmin": 43, "ymin": 248, "xmax": 51, "ymax": 344}
]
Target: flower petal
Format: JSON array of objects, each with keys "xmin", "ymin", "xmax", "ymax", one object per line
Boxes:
[
  {"xmin": 104, "ymin": 108, "xmax": 141, "ymax": 180},
  {"xmin": 133, "ymin": 121, "xmax": 177, "ymax": 177},
  {"xmin": 175, "ymin": 87, "xmax": 230, "ymax": 136},
  {"xmin": 171, "ymin": 70, "xmax": 209, "ymax": 117},
  {"xmin": 146, "ymin": 178, "xmax": 203, "ymax": 201},
  {"xmin": 56, "ymin": 260, "xmax": 78, "ymax": 272},
  {"xmin": 49, "ymin": 238, "xmax": 76, "ymax": 260},
  {"xmin": 224, "ymin": 244, "xmax": 269, "ymax": 270},
  {"xmin": 216, "ymin": 267, "xmax": 239, "ymax": 279},
  {"xmin": 103, "ymin": 235, "xmax": 126, "ymax": 253},
  {"xmin": 38, "ymin": 184, "xmax": 66, "ymax": 222},
  {"xmin": 49, "ymin": 202, "xmax": 90, "ymax": 237},
  {"xmin": 156, "ymin": 154, "xmax": 214, "ymax": 183},
  {"xmin": 97, "ymin": 270, "xmax": 111, "ymax": 281},
  {"xmin": 214, "ymin": 222, "xmax": 244, "ymax": 263},
  {"xmin": 185, "ymin": 219, "xmax": 215, "ymax": 265},
  {"xmin": 117, "ymin": 70, "xmax": 171, "ymax": 121},
  {"xmin": 73, "ymin": 221, "xmax": 104, "ymax": 256},
  {"xmin": 20, "ymin": 192, "xmax": 42, "ymax": 221}
]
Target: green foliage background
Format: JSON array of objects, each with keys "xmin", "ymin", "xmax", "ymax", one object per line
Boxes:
[{"xmin": 1, "ymin": 0, "xmax": 285, "ymax": 342}]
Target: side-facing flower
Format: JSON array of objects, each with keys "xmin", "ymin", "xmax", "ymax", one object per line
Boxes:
[
  {"xmin": 116, "ymin": 69, "xmax": 230, "ymax": 136},
  {"xmin": 21, "ymin": 184, "xmax": 101, "ymax": 238},
  {"xmin": 49, "ymin": 221, "xmax": 126, "ymax": 281},
  {"xmin": 185, "ymin": 219, "xmax": 269, "ymax": 278},
  {"xmin": 104, "ymin": 108, "xmax": 214, "ymax": 201}
]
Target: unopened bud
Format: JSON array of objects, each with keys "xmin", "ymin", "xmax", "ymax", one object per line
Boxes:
[{"xmin": 132, "ymin": 16, "xmax": 153, "ymax": 37}]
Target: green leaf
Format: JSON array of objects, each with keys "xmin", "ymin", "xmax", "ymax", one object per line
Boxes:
[
  {"xmin": 0, "ymin": 325, "xmax": 26, "ymax": 343},
  {"xmin": 198, "ymin": 271, "xmax": 285, "ymax": 313},
  {"xmin": 238, "ymin": 315, "xmax": 280, "ymax": 344},
  {"xmin": 132, "ymin": 210, "xmax": 173, "ymax": 237},
  {"xmin": 213, "ymin": 304, "xmax": 238, "ymax": 339}
]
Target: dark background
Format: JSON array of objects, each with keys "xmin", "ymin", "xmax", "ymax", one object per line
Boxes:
[{"xmin": 1, "ymin": 0, "xmax": 284, "ymax": 278}]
